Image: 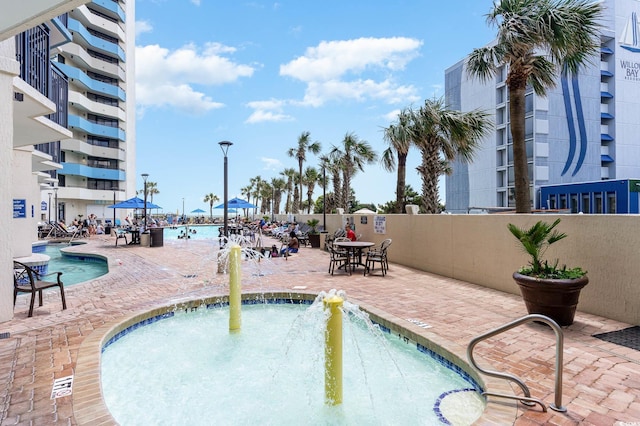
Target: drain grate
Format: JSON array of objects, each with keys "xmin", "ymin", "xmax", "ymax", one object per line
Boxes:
[
  {"xmin": 0, "ymin": 332, "xmax": 9, "ymax": 339},
  {"xmin": 593, "ymin": 326, "xmax": 640, "ymax": 351}
]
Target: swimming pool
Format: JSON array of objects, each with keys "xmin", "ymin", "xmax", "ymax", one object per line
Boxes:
[
  {"xmin": 44, "ymin": 244, "xmax": 108, "ymax": 285},
  {"xmin": 95, "ymin": 294, "xmax": 485, "ymax": 425},
  {"xmin": 163, "ymin": 225, "xmax": 222, "ymax": 240}
]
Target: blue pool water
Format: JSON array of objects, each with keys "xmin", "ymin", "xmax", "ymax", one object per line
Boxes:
[
  {"xmin": 163, "ymin": 225, "xmax": 222, "ymax": 240},
  {"xmin": 45, "ymin": 244, "xmax": 108, "ymax": 285}
]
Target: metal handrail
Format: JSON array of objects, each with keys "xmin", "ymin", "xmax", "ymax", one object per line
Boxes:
[{"xmin": 467, "ymin": 314, "xmax": 566, "ymax": 413}]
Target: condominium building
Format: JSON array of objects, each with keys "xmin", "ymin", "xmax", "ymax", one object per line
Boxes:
[
  {"xmin": 51, "ymin": 0, "xmax": 136, "ymax": 224},
  {"xmin": 445, "ymin": 0, "xmax": 640, "ymax": 214}
]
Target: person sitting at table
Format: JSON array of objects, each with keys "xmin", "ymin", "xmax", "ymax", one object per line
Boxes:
[
  {"xmin": 280, "ymin": 231, "xmax": 300, "ymax": 256},
  {"xmin": 345, "ymin": 224, "xmax": 357, "ymax": 242}
]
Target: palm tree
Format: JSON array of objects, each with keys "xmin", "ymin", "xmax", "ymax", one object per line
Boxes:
[
  {"xmin": 381, "ymin": 108, "xmax": 413, "ymax": 213},
  {"xmin": 203, "ymin": 193, "xmax": 219, "ymax": 220},
  {"xmin": 467, "ymin": 0, "xmax": 602, "ymax": 213},
  {"xmin": 302, "ymin": 166, "xmax": 321, "ymax": 214},
  {"xmin": 270, "ymin": 177, "xmax": 287, "ymax": 217},
  {"xmin": 280, "ymin": 168, "xmax": 297, "ymax": 214},
  {"xmin": 411, "ymin": 97, "xmax": 491, "ymax": 213},
  {"xmin": 321, "ymin": 153, "xmax": 341, "ymax": 214},
  {"xmin": 287, "ymin": 131, "xmax": 321, "ymax": 213},
  {"xmin": 330, "ymin": 132, "xmax": 377, "ymax": 211}
]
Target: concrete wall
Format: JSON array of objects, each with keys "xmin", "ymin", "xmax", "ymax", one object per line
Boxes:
[{"xmin": 294, "ymin": 213, "xmax": 640, "ymax": 325}]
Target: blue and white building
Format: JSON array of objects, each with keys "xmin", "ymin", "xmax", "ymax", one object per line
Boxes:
[{"xmin": 445, "ymin": 0, "xmax": 640, "ymax": 214}]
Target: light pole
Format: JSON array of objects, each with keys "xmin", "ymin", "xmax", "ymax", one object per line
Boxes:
[
  {"xmin": 219, "ymin": 140, "xmax": 233, "ymax": 240},
  {"xmin": 53, "ymin": 187, "xmax": 58, "ymax": 223},
  {"xmin": 47, "ymin": 192, "xmax": 52, "ymax": 223},
  {"xmin": 271, "ymin": 186, "xmax": 275, "ymax": 223},
  {"xmin": 322, "ymin": 166, "xmax": 326, "ymax": 232},
  {"xmin": 112, "ymin": 187, "xmax": 117, "ymax": 226},
  {"xmin": 182, "ymin": 197, "xmax": 185, "ymax": 223},
  {"xmin": 141, "ymin": 173, "xmax": 149, "ymax": 230}
]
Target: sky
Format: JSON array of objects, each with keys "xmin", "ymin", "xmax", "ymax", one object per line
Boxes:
[{"xmin": 133, "ymin": 0, "xmax": 498, "ymax": 215}]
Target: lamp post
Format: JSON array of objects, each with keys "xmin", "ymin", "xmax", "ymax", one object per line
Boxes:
[
  {"xmin": 53, "ymin": 187, "xmax": 58, "ymax": 223},
  {"xmin": 141, "ymin": 173, "xmax": 149, "ymax": 230},
  {"xmin": 112, "ymin": 187, "xmax": 117, "ymax": 226},
  {"xmin": 219, "ymin": 141, "xmax": 233, "ymax": 240},
  {"xmin": 322, "ymin": 166, "xmax": 326, "ymax": 232},
  {"xmin": 271, "ymin": 186, "xmax": 275, "ymax": 223},
  {"xmin": 47, "ymin": 192, "xmax": 52, "ymax": 223},
  {"xmin": 182, "ymin": 197, "xmax": 185, "ymax": 224}
]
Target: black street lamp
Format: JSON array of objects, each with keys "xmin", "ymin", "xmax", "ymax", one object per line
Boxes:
[
  {"xmin": 53, "ymin": 187, "xmax": 58, "ymax": 223},
  {"xmin": 322, "ymin": 166, "xmax": 326, "ymax": 232},
  {"xmin": 219, "ymin": 141, "xmax": 233, "ymax": 241},
  {"xmin": 47, "ymin": 192, "xmax": 52, "ymax": 223},
  {"xmin": 112, "ymin": 186, "xmax": 117, "ymax": 227},
  {"xmin": 142, "ymin": 173, "xmax": 149, "ymax": 230}
]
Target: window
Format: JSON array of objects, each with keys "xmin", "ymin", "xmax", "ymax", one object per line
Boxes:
[
  {"xmin": 549, "ymin": 195, "xmax": 556, "ymax": 209},
  {"xmin": 607, "ymin": 192, "xmax": 616, "ymax": 213},
  {"xmin": 594, "ymin": 193, "xmax": 603, "ymax": 214},
  {"xmin": 571, "ymin": 194, "xmax": 579, "ymax": 213},
  {"xmin": 582, "ymin": 194, "xmax": 590, "ymax": 213}
]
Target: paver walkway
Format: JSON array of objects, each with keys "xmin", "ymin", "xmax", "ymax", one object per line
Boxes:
[{"xmin": 1, "ymin": 234, "xmax": 639, "ymax": 425}]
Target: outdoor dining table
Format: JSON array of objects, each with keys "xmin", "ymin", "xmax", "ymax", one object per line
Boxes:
[{"xmin": 333, "ymin": 241, "xmax": 375, "ymax": 271}]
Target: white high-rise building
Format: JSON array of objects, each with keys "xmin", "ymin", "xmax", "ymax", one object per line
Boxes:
[
  {"xmin": 445, "ymin": 0, "xmax": 640, "ymax": 214},
  {"xmin": 52, "ymin": 1, "xmax": 136, "ymax": 224}
]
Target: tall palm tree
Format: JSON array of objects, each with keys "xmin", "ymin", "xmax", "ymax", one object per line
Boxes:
[
  {"xmin": 287, "ymin": 131, "xmax": 321, "ymax": 213},
  {"xmin": 467, "ymin": 0, "xmax": 602, "ymax": 213},
  {"xmin": 321, "ymin": 153, "xmax": 342, "ymax": 214},
  {"xmin": 280, "ymin": 168, "xmax": 297, "ymax": 214},
  {"xmin": 302, "ymin": 166, "xmax": 321, "ymax": 214},
  {"xmin": 381, "ymin": 108, "xmax": 414, "ymax": 213},
  {"xmin": 330, "ymin": 132, "xmax": 377, "ymax": 211},
  {"xmin": 270, "ymin": 177, "xmax": 287, "ymax": 217},
  {"xmin": 412, "ymin": 97, "xmax": 491, "ymax": 213},
  {"xmin": 203, "ymin": 193, "xmax": 219, "ymax": 220}
]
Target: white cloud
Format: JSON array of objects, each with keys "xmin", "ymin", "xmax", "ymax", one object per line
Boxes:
[
  {"xmin": 190, "ymin": 0, "xmax": 201, "ymax": 5},
  {"xmin": 245, "ymin": 99, "xmax": 294, "ymax": 123},
  {"xmin": 278, "ymin": 37, "xmax": 422, "ymax": 107},
  {"xmin": 135, "ymin": 20, "xmax": 153, "ymax": 38},
  {"xmin": 135, "ymin": 43, "xmax": 256, "ymax": 115},
  {"xmin": 261, "ymin": 157, "xmax": 283, "ymax": 171}
]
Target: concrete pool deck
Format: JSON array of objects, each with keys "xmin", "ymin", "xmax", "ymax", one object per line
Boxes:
[{"xmin": 1, "ymin": 234, "xmax": 639, "ymax": 425}]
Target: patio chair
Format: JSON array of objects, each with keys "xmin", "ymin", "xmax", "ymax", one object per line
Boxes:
[
  {"xmin": 364, "ymin": 239, "xmax": 392, "ymax": 276},
  {"xmin": 13, "ymin": 261, "xmax": 67, "ymax": 317},
  {"xmin": 328, "ymin": 241, "xmax": 351, "ymax": 275},
  {"xmin": 113, "ymin": 228, "xmax": 128, "ymax": 246}
]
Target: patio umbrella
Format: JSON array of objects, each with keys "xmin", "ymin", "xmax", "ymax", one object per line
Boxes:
[
  {"xmin": 108, "ymin": 197, "xmax": 161, "ymax": 210},
  {"xmin": 214, "ymin": 197, "xmax": 257, "ymax": 209},
  {"xmin": 353, "ymin": 208, "xmax": 376, "ymax": 214},
  {"xmin": 190, "ymin": 208, "xmax": 206, "ymax": 214}
]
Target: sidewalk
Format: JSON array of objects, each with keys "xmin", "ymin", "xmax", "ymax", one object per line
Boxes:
[{"xmin": 1, "ymin": 235, "xmax": 639, "ymax": 425}]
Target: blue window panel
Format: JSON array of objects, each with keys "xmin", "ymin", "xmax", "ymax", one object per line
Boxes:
[
  {"xmin": 54, "ymin": 62, "xmax": 126, "ymax": 101},
  {"xmin": 601, "ymin": 46, "xmax": 614, "ymax": 54},
  {"xmin": 601, "ymin": 155, "xmax": 614, "ymax": 163},
  {"xmin": 601, "ymin": 112, "xmax": 614, "ymax": 119},
  {"xmin": 60, "ymin": 163, "xmax": 124, "ymax": 180},
  {"xmin": 68, "ymin": 19, "xmax": 125, "ymax": 62},
  {"xmin": 601, "ymin": 70, "xmax": 613, "ymax": 77},
  {"xmin": 601, "ymin": 134, "xmax": 614, "ymax": 141},
  {"xmin": 68, "ymin": 114, "xmax": 126, "ymax": 141},
  {"xmin": 92, "ymin": 0, "xmax": 126, "ymax": 22},
  {"xmin": 601, "ymin": 91, "xmax": 613, "ymax": 98}
]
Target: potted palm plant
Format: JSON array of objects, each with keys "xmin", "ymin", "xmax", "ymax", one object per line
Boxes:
[
  {"xmin": 306, "ymin": 218, "xmax": 321, "ymax": 248},
  {"xmin": 508, "ymin": 218, "xmax": 588, "ymax": 326}
]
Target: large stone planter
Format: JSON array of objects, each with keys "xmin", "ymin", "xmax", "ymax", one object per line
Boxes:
[
  {"xmin": 513, "ymin": 272, "xmax": 589, "ymax": 326},
  {"xmin": 308, "ymin": 233, "xmax": 321, "ymax": 248}
]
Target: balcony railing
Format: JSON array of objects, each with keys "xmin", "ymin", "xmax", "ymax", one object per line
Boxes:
[{"xmin": 15, "ymin": 25, "xmax": 50, "ymax": 97}]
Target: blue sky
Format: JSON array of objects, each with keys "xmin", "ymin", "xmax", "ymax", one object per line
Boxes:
[{"xmin": 134, "ymin": 0, "xmax": 497, "ymax": 215}]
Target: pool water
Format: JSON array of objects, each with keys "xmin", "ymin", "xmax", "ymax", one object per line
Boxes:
[
  {"xmin": 101, "ymin": 303, "xmax": 484, "ymax": 425},
  {"xmin": 45, "ymin": 245, "xmax": 108, "ymax": 286}
]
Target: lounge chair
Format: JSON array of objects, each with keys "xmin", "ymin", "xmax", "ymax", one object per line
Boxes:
[{"xmin": 13, "ymin": 261, "xmax": 67, "ymax": 317}]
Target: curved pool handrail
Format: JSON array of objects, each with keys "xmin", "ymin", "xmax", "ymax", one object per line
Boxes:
[{"xmin": 467, "ymin": 313, "xmax": 566, "ymax": 413}]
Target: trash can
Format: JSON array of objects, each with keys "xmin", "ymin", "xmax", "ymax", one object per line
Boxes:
[
  {"xmin": 105, "ymin": 226, "xmax": 112, "ymax": 235},
  {"xmin": 140, "ymin": 231, "xmax": 150, "ymax": 247},
  {"xmin": 150, "ymin": 227, "xmax": 164, "ymax": 247}
]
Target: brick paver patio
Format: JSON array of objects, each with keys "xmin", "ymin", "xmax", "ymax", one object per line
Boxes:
[{"xmin": 1, "ymin": 233, "xmax": 639, "ymax": 425}]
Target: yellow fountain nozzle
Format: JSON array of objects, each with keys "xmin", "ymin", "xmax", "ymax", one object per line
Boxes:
[
  {"xmin": 229, "ymin": 245, "xmax": 242, "ymax": 332},
  {"xmin": 324, "ymin": 294, "xmax": 343, "ymax": 405}
]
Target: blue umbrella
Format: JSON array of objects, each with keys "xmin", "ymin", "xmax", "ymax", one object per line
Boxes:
[
  {"xmin": 190, "ymin": 208, "xmax": 206, "ymax": 214},
  {"xmin": 108, "ymin": 197, "xmax": 161, "ymax": 210},
  {"xmin": 214, "ymin": 197, "xmax": 257, "ymax": 209}
]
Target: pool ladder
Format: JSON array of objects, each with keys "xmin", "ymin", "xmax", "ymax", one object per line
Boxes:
[{"xmin": 467, "ymin": 314, "xmax": 566, "ymax": 413}]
